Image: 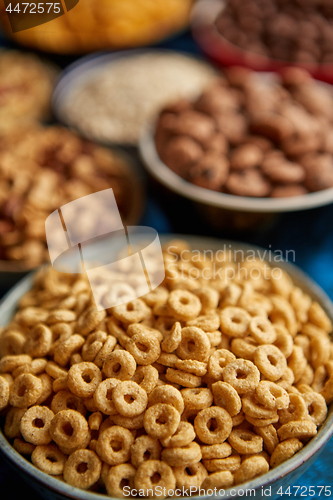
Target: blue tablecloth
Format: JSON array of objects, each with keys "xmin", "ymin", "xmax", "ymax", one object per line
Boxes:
[{"xmin": 0, "ymin": 28, "xmax": 333, "ymax": 500}]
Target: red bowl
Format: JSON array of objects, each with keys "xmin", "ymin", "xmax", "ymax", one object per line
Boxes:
[{"xmin": 191, "ymin": 0, "xmax": 333, "ymax": 84}]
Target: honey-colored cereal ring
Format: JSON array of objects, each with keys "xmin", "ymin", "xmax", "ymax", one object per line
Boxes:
[
  {"xmin": 24, "ymin": 324, "xmax": 52, "ymax": 357},
  {"xmin": 273, "ymin": 325, "xmax": 294, "ymax": 358},
  {"xmin": 277, "ymin": 420, "xmax": 317, "ymax": 441},
  {"xmin": 161, "ymin": 441, "xmax": 202, "ymax": 466},
  {"xmin": 93, "ymin": 336, "xmax": 117, "ymax": 368},
  {"xmin": 131, "ymin": 435, "xmax": 161, "ymax": 468},
  {"xmin": 96, "ymin": 426, "xmax": 134, "ymax": 466},
  {"xmin": 0, "ymin": 354, "xmax": 32, "ymax": 373},
  {"xmin": 308, "ymin": 301, "xmax": 332, "ymax": 333},
  {"xmin": 0, "ymin": 376, "xmax": 9, "ymax": 411},
  {"xmin": 67, "ymin": 362, "xmax": 102, "ymax": 398},
  {"xmin": 302, "ymin": 392, "xmax": 327, "ymax": 425},
  {"xmin": 278, "ymin": 393, "xmax": 309, "ymax": 424},
  {"xmin": 254, "ymin": 345, "xmax": 287, "ymax": 381},
  {"xmin": 103, "ymin": 350, "xmax": 136, "ymax": 380},
  {"xmin": 142, "ymin": 286, "xmax": 169, "ymax": 307},
  {"xmin": 242, "ymin": 394, "xmax": 278, "ymax": 419},
  {"xmin": 223, "ymin": 359, "xmax": 260, "ymax": 394},
  {"xmin": 160, "ymin": 422, "xmax": 196, "ymax": 448},
  {"xmin": 228, "ymin": 429, "xmax": 263, "ymax": 454},
  {"xmin": 255, "ymin": 381, "xmax": 290, "ymax": 410},
  {"xmin": 4, "ymin": 407, "xmax": 26, "ymax": 439},
  {"xmin": 109, "ymin": 412, "xmax": 145, "ymax": 430},
  {"xmin": 13, "ymin": 358, "xmax": 48, "ymax": 378},
  {"xmin": 76, "ymin": 306, "xmax": 106, "ymax": 336},
  {"xmin": 112, "ymin": 380, "xmax": 148, "ymax": 417},
  {"xmin": 51, "ymin": 390, "xmax": 87, "ymax": 416},
  {"xmin": 270, "ymin": 438, "xmax": 303, "ymax": 468},
  {"xmin": 13, "ymin": 438, "xmax": 35, "ymax": 456},
  {"xmin": 187, "ymin": 314, "xmax": 220, "ymax": 333},
  {"xmin": 173, "ymin": 462, "xmax": 208, "ymax": 489},
  {"xmin": 249, "ymin": 316, "xmax": 277, "ymax": 344},
  {"xmin": 93, "ymin": 378, "xmax": 120, "ymax": 415},
  {"xmin": 234, "ymin": 456, "xmax": 269, "ymax": 485},
  {"xmin": 176, "ymin": 326, "xmax": 210, "ymax": 362},
  {"xmin": 231, "ymin": 338, "xmax": 258, "ymax": 361},
  {"xmin": 194, "ymin": 286, "xmax": 219, "ymax": 313},
  {"xmin": 310, "ymin": 336, "xmax": 331, "ymax": 370},
  {"xmin": 245, "ymin": 414, "xmax": 279, "ymax": 427},
  {"xmin": 82, "ymin": 331, "xmax": 107, "ymax": 362},
  {"xmin": 126, "ymin": 331, "xmax": 161, "ymax": 366},
  {"xmin": 202, "ymin": 470, "xmax": 234, "ymax": 490},
  {"xmin": 127, "ymin": 323, "xmax": 163, "ymax": 343},
  {"xmin": 253, "ymin": 425, "xmax": 279, "ymax": 455},
  {"xmin": 49, "ymin": 409, "xmax": 90, "ymax": 451},
  {"xmin": 158, "ymin": 352, "xmax": 179, "ymax": 368},
  {"xmin": 277, "ymin": 367, "xmax": 295, "ymax": 390},
  {"xmin": 47, "ymin": 309, "xmax": 77, "ymax": 325},
  {"xmin": 105, "ymin": 463, "xmax": 136, "ymax": 498},
  {"xmin": 53, "ymin": 375, "xmax": 68, "ymax": 393},
  {"xmin": 167, "ymin": 289, "xmax": 201, "ymax": 321},
  {"xmin": 32, "ymin": 444, "xmax": 67, "ymax": 475},
  {"xmin": 53, "ymin": 334, "xmax": 85, "ymax": 367},
  {"xmin": 161, "ymin": 322, "xmax": 182, "ymax": 353},
  {"xmin": 9, "ymin": 373, "xmax": 43, "ymax": 408},
  {"xmin": 63, "ymin": 449, "xmax": 102, "ymax": 489},
  {"xmin": 45, "ymin": 361, "xmax": 67, "ymax": 379},
  {"xmin": 88, "ymin": 411, "xmax": 103, "ymax": 431},
  {"xmin": 131, "ymin": 365, "xmax": 158, "ymax": 394},
  {"xmin": 207, "ymin": 331, "xmax": 223, "ymax": 347},
  {"xmin": 175, "ymin": 359, "xmax": 207, "ymax": 376},
  {"xmin": 0, "ymin": 331, "xmax": 26, "ymax": 357},
  {"xmin": 203, "ymin": 455, "xmax": 241, "ymax": 473},
  {"xmin": 20, "ymin": 405, "xmax": 54, "ymax": 445},
  {"xmin": 112, "ymin": 299, "xmax": 151, "ymax": 324},
  {"xmin": 288, "ymin": 346, "xmax": 308, "ymax": 383},
  {"xmin": 194, "ymin": 406, "xmax": 232, "ymax": 445},
  {"xmin": 166, "ymin": 368, "xmax": 202, "ymax": 388},
  {"xmin": 148, "ymin": 385, "xmax": 184, "ymax": 414},
  {"xmin": 220, "ymin": 307, "xmax": 251, "ymax": 338},
  {"xmin": 212, "ymin": 381, "xmax": 242, "ymax": 417},
  {"xmin": 201, "ymin": 443, "xmax": 232, "ymax": 459},
  {"xmin": 181, "ymin": 388, "xmax": 213, "ymax": 410},
  {"xmin": 144, "ymin": 403, "xmax": 180, "ymax": 439},
  {"xmin": 134, "ymin": 460, "xmax": 176, "ymax": 498},
  {"xmin": 208, "ymin": 349, "xmax": 236, "ymax": 380}
]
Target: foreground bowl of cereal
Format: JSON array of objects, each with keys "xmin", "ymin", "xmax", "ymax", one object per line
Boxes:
[
  {"xmin": 140, "ymin": 68, "xmax": 333, "ymax": 231},
  {"xmin": 0, "ymin": 236, "xmax": 333, "ymax": 500}
]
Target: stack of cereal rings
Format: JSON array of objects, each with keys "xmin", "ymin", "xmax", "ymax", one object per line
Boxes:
[{"xmin": 0, "ymin": 240, "xmax": 332, "ymax": 497}]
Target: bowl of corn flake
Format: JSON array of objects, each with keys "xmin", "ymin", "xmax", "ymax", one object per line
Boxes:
[{"xmin": 0, "ymin": 236, "xmax": 332, "ymax": 500}]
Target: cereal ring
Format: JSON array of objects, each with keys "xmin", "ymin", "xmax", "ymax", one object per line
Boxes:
[
  {"xmin": 203, "ymin": 455, "xmax": 241, "ymax": 473},
  {"xmin": 109, "ymin": 413, "xmax": 145, "ymax": 430},
  {"xmin": 63, "ymin": 449, "xmax": 102, "ymax": 489},
  {"xmin": 310, "ymin": 336, "xmax": 331, "ymax": 370},
  {"xmin": 194, "ymin": 407, "xmax": 232, "ymax": 445},
  {"xmin": 158, "ymin": 353, "xmax": 179, "ymax": 368},
  {"xmin": 16, "ymin": 307, "xmax": 48, "ymax": 327},
  {"xmin": 201, "ymin": 443, "xmax": 232, "ymax": 459},
  {"xmin": 20, "ymin": 406, "xmax": 54, "ymax": 445},
  {"xmin": 208, "ymin": 349, "xmax": 236, "ymax": 380},
  {"xmin": 298, "ymin": 364, "xmax": 314, "ymax": 386},
  {"xmin": 51, "ymin": 390, "xmax": 87, "ymax": 416},
  {"xmin": 181, "ymin": 388, "xmax": 213, "ymax": 410},
  {"xmin": 212, "ymin": 381, "xmax": 242, "ymax": 417},
  {"xmin": 53, "ymin": 375, "xmax": 68, "ymax": 393},
  {"xmin": 187, "ymin": 314, "xmax": 220, "ymax": 333},
  {"xmin": 253, "ymin": 425, "xmax": 279, "ymax": 455},
  {"xmin": 96, "ymin": 426, "xmax": 134, "ymax": 466},
  {"xmin": 9, "ymin": 373, "xmax": 43, "ymax": 408},
  {"xmin": 176, "ymin": 327, "xmax": 210, "ymax": 362},
  {"xmin": 45, "ymin": 361, "xmax": 67, "ymax": 379},
  {"xmin": 278, "ymin": 393, "xmax": 309, "ymax": 424},
  {"xmin": 165, "ymin": 368, "xmax": 202, "ymax": 388},
  {"xmin": 288, "ymin": 346, "xmax": 308, "ymax": 383},
  {"xmin": 167, "ymin": 290, "xmax": 201, "ymax": 321},
  {"xmin": 94, "ymin": 336, "xmax": 117, "ymax": 368},
  {"xmin": 54, "ymin": 334, "xmax": 85, "ymax": 367},
  {"xmin": 127, "ymin": 324, "xmax": 163, "ymax": 343},
  {"xmin": 142, "ymin": 286, "xmax": 169, "ymax": 307},
  {"xmin": 175, "ymin": 359, "xmax": 207, "ymax": 376},
  {"xmin": 232, "ymin": 412, "xmax": 245, "ymax": 427},
  {"xmin": 160, "ymin": 422, "xmax": 196, "ymax": 448},
  {"xmin": 24, "ymin": 324, "xmax": 52, "ymax": 357},
  {"xmin": 234, "ymin": 456, "xmax": 269, "ymax": 485},
  {"xmin": 249, "ymin": 316, "xmax": 277, "ymax": 344},
  {"xmin": 277, "ymin": 367, "xmax": 295, "ymax": 390},
  {"xmin": 254, "ymin": 345, "xmax": 287, "ymax": 381},
  {"xmin": 88, "ymin": 412, "xmax": 103, "ymax": 431},
  {"xmin": 47, "ymin": 309, "xmax": 76, "ymax": 325},
  {"xmin": 131, "ymin": 435, "xmax": 161, "ymax": 468},
  {"xmin": 148, "ymin": 385, "xmax": 184, "ymax": 414},
  {"xmin": 49, "ymin": 410, "xmax": 90, "ymax": 452},
  {"xmin": 105, "ymin": 464, "xmax": 136, "ymax": 498},
  {"xmin": 4, "ymin": 407, "xmax": 26, "ymax": 439},
  {"xmin": 302, "ymin": 392, "xmax": 327, "ymax": 425},
  {"xmin": 270, "ymin": 438, "xmax": 303, "ymax": 468},
  {"xmin": 161, "ymin": 441, "xmax": 202, "ymax": 466},
  {"xmin": 82, "ymin": 331, "xmax": 107, "ymax": 362},
  {"xmin": 245, "ymin": 414, "xmax": 279, "ymax": 427},
  {"xmin": 202, "ymin": 471, "xmax": 234, "ymax": 490},
  {"xmin": 126, "ymin": 331, "xmax": 161, "ymax": 366},
  {"xmin": 103, "ymin": 350, "xmax": 136, "ymax": 380},
  {"xmin": 0, "ymin": 376, "xmax": 9, "ymax": 411},
  {"xmin": 228, "ymin": 429, "xmax": 263, "ymax": 454},
  {"xmin": 32, "ymin": 444, "xmax": 67, "ymax": 475},
  {"xmin": 0, "ymin": 331, "xmax": 26, "ymax": 357},
  {"xmin": 131, "ymin": 365, "xmax": 158, "ymax": 394},
  {"xmin": 112, "ymin": 299, "xmax": 151, "ymax": 324},
  {"xmin": 134, "ymin": 460, "xmax": 176, "ymax": 498},
  {"xmin": 93, "ymin": 378, "xmax": 120, "ymax": 415},
  {"xmin": 207, "ymin": 331, "xmax": 223, "ymax": 347},
  {"xmin": 223, "ymin": 359, "xmax": 260, "ymax": 394},
  {"xmin": 231, "ymin": 338, "xmax": 258, "ymax": 361},
  {"xmin": 161, "ymin": 322, "xmax": 182, "ymax": 353},
  {"xmin": 13, "ymin": 358, "xmax": 48, "ymax": 378},
  {"xmin": 242, "ymin": 394, "xmax": 278, "ymax": 420},
  {"xmin": 67, "ymin": 362, "xmax": 102, "ymax": 398},
  {"xmin": 308, "ymin": 302, "xmax": 332, "ymax": 333},
  {"xmin": 220, "ymin": 307, "xmax": 251, "ymax": 338},
  {"xmin": 173, "ymin": 463, "xmax": 208, "ymax": 489},
  {"xmin": 278, "ymin": 420, "xmax": 317, "ymax": 441},
  {"xmin": 0, "ymin": 354, "xmax": 32, "ymax": 373},
  {"xmin": 112, "ymin": 381, "xmax": 148, "ymax": 417},
  {"xmin": 144, "ymin": 404, "xmax": 180, "ymax": 439},
  {"xmin": 273, "ymin": 325, "xmax": 294, "ymax": 358},
  {"xmin": 76, "ymin": 306, "xmax": 106, "ymax": 336},
  {"xmin": 13, "ymin": 439, "xmax": 35, "ymax": 456},
  {"xmin": 255, "ymin": 381, "xmax": 290, "ymax": 410}
]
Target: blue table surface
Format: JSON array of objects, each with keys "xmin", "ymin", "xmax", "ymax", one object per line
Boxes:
[{"xmin": 0, "ymin": 28, "xmax": 333, "ymax": 500}]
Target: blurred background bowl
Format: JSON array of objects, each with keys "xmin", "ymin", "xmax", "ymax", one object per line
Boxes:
[{"xmin": 191, "ymin": 0, "xmax": 333, "ymax": 84}]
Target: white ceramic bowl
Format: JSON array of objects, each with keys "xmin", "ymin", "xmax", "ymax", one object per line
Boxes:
[{"xmin": 0, "ymin": 236, "xmax": 333, "ymax": 500}]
